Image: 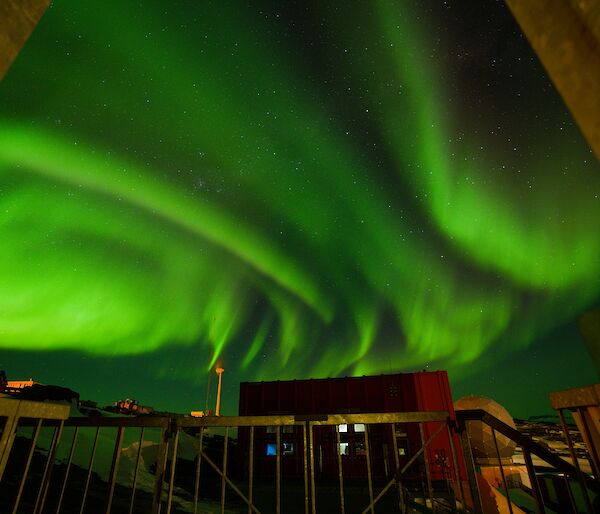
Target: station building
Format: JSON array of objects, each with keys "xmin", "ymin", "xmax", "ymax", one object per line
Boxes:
[{"xmin": 238, "ymin": 371, "xmax": 465, "ymax": 483}]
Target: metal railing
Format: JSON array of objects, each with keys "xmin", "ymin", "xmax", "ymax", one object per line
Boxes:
[
  {"xmin": 0, "ymin": 402, "xmax": 169, "ymax": 514},
  {"xmin": 0, "ymin": 403, "xmax": 463, "ymax": 514},
  {"xmin": 0, "ymin": 398, "xmax": 70, "ymax": 481},
  {"xmin": 456, "ymin": 409, "xmax": 600, "ymax": 514},
  {"xmin": 178, "ymin": 410, "xmax": 464, "ymax": 514},
  {"xmin": 0, "ymin": 398, "xmax": 70, "ymax": 514},
  {"xmin": 4, "ymin": 401, "xmax": 598, "ymax": 513}
]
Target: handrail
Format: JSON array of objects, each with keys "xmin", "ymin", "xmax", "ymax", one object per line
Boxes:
[
  {"xmin": 456, "ymin": 409, "xmax": 600, "ymax": 494},
  {"xmin": 178, "ymin": 410, "xmax": 449, "ymax": 428},
  {"xmin": 0, "ymin": 398, "xmax": 70, "ymax": 481},
  {"xmin": 0, "ymin": 406, "xmax": 462, "ymax": 514},
  {"xmin": 65, "ymin": 416, "xmax": 170, "ymax": 428}
]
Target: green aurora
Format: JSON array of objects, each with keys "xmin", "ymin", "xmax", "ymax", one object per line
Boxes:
[{"xmin": 0, "ymin": 0, "xmax": 599, "ymax": 416}]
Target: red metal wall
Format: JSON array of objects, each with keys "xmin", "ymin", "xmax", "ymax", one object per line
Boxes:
[{"xmin": 238, "ymin": 371, "xmax": 466, "ymax": 483}]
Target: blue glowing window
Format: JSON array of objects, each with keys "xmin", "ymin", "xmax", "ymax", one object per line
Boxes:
[{"xmin": 266, "ymin": 443, "xmax": 277, "ymax": 456}]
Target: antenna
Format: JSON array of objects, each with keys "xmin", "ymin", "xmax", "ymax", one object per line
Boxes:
[
  {"xmin": 204, "ymin": 316, "xmax": 218, "ymax": 415},
  {"xmin": 205, "ymin": 371, "xmax": 212, "ymax": 414}
]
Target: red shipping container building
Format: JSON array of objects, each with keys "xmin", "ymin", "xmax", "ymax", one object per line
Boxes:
[{"xmin": 238, "ymin": 371, "xmax": 466, "ymax": 484}]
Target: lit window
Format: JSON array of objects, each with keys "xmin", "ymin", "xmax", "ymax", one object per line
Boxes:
[
  {"xmin": 339, "ymin": 442, "xmax": 349, "ymax": 455},
  {"xmin": 282, "ymin": 442, "xmax": 295, "ymax": 455},
  {"xmin": 266, "ymin": 426, "xmax": 277, "ymax": 434},
  {"xmin": 339, "ymin": 424, "xmax": 348, "ymax": 432},
  {"xmin": 354, "ymin": 424, "xmax": 365, "ymax": 432},
  {"xmin": 398, "ymin": 447, "xmax": 406, "ymax": 456},
  {"xmin": 266, "ymin": 443, "xmax": 277, "ymax": 456}
]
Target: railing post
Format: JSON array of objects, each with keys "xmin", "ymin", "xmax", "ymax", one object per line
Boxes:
[
  {"xmin": 457, "ymin": 420, "xmax": 483, "ymax": 514},
  {"xmin": 303, "ymin": 423, "xmax": 309, "ymax": 514},
  {"xmin": 152, "ymin": 425, "xmax": 170, "ymax": 514},
  {"xmin": 577, "ymin": 407, "xmax": 600, "ymax": 479},
  {"xmin": 419, "ymin": 422, "xmax": 434, "ymax": 512},
  {"xmin": 193, "ymin": 425, "xmax": 205, "ymax": 514},
  {"xmin": 248, "ymin": 426, "xmax": 254, "ymax": 514},
  {"xmin": 106, "ymin": 426, "xmax": 125, "ymax": 514},
  {"xmin": 309, "ymin": 423, "xmax": 316, "ymax": 514},
  {"xmin": 129, "ymin": 427, "xmax": 145, "ymax": 514},
  {"xmin": 391, "ymin": 423, "xmax": 405, "ymax": 514},
  {"xmin": 364, "ymin": 424, "xmax": 375, "ymax": 513},
  {"xmin": 523, "ymin": 449, "xmax": 546, "ymax": 514},
  {"xmin": 220, "ymin": 427, "xmax": 229, "ymax": 514},
  {"xmin": 491, "ymin": 427, "xmax": 513, "ymax": 514},
  {"xmin": 0, "ymin": 401, "xmax": 21, "ymax": 481},
  {"xmin": 79, "ymin": 426, "xmax": 100, "ymax": 514},
  {"xmin": 165, "ymin": 427, "xmax": 180, "ymax": 514},
  {"xmin": 34, "ymin": 420, "xmax": 64, "ymax": 514},
  {"xmin": 562, "ymin": 474, "xmax": 578, "ymax": 514},
  {"xmin": 12, "ymin": 419, "xmax": 43, "ymax": 514},
  {"xmin": 447, "ymin": 422, "xmax": 465, "ymax": 512},
  {"xmin": 276, "ymin": 425, "xmax": 281, "ymax": 514},
  {"xmin": 336, "ymin": 424, "xmax": 345, "ymax": 514},
  {"xmin": 557, "ymin": 408, "xmax": 593, "ymax": 514},
  {"xmin": 55, "ymin": 426, "xmax": 79, "ymax": 514}
]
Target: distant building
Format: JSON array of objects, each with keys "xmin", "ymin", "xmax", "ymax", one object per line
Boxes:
[
  {"xmin": 238, "ymin": 371, "xmax": 464, "ymax": 483},
  {"xmin": 7, "ymin": 378, "xmax": 40, "ymax": 389},
  {"xmin": 0, "ymin": 371, "xmax": 41, "ymax": 394},
  {"xmin": 0, "ymin": 372, "xmax": 77, "ymax": 404}
]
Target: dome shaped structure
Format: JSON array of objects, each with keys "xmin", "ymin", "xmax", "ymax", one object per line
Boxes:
[{"xmin": 454, "ymin": 395, "xmax": 517, "ymax": 465}]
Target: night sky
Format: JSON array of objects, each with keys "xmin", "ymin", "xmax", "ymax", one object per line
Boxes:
[{"xmin": 1, "ymin": 0, "xmax": 598, "ymax": 419}]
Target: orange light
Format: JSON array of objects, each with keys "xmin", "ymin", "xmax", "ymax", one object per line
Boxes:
[{"xmin": 215, "ymin": 367, "xmax": 225, "ymax": 416}]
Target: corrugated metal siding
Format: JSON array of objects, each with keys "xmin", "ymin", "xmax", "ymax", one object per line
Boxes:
[
  {"xmin": 240, "ymin": 371, "xmax": 453, "ymax": 415},
  {"xmin": 238, "ymin": 371, "xmax": 465, "ymax": 481}
]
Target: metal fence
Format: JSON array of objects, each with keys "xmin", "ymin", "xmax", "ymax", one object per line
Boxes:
[
  {"xmin": 456, "ymin": 409, "xmax": 600, "ymax": 514},
  {"xmin": 0, "ymin": 402, "xmax": 463, "ymax": 514},
  {"xmin": 0, "ymin": 397, "xmax": 71, "ymax": 514},
  {"xmin": 2, "ymin": 398, "xmax": 600, "ymax": 513},
  {"xmin": 177, "ymin": 411, "xmax": 463, "ymax": 514}
]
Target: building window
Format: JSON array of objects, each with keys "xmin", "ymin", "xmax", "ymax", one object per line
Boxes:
[
  {"xmin": 394, "ymin": 423, "xmax": 408, "ymax": 437},
  {"xmin": 266, "ymin": 443, "xmax": 277, "ymax": 456},
  {"xmin": 355, "ymin": 441, "xmax": 366, "ymax": 455},
  {"xmin": 397, "ymin": 439, "xmax": 409, "ymax": 457},
  {"xmin": 338, "ymin": 424, "xmax": 348, "ymax": 432},
  {"xmin": 283, "ymin": 425, "xmax": 294, "ymax": 434},
  {"xmin": 266, "ymin": 425, "xmax": 277, "ymax": 434},
  {"xmin": 339, "ymin": 442, "xmax": 349, "ymax": 455},
  {"xmin": 282, "ymin": 442, "xmax": 295, "ymax": 455},
  {"xmin": 354, "ymin": 424, "xmax": 365, "ymax": 432}
]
